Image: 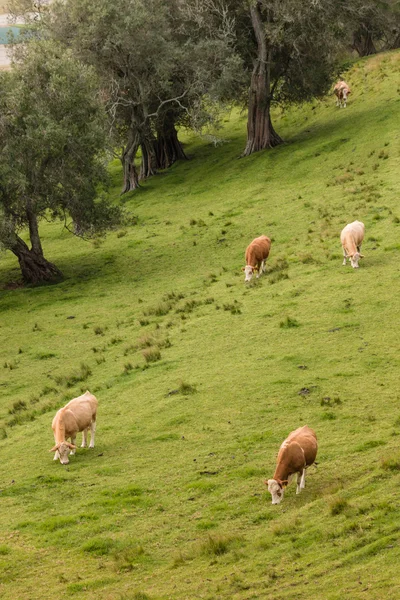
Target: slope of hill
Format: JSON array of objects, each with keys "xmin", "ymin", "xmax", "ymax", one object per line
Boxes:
[{"xmin": 0, "ymin": 51, "xmax": 399, "ymax": 600}]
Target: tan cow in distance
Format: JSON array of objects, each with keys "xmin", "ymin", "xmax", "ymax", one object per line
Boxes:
[
  {"xmin": 334, "ymin": 80, "xmax": 351, "ymax": 108},
  {"xmin": 51, "ymin": 390, "xmax": 98, "ymax": 464},
  {"xmin": 266, "ymin": 426, "xmax": 318, "ymax": 504},
  {"xmin": 340, "ymin": 220, "xmax": 365, "ymax": 268},
  {"xmin": 242, "ymin": 235, "xmax": 271, "ymax": 282}
]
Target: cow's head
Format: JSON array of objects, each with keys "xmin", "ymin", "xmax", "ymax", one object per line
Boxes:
[
  {"xmin": 50, "ymin": 441, "xmax": 76, "ymax": 464},
  {"xmin": 242, "ymin": 265, "xmax": 257, "ymax": 282},
  {"xmin": 266, "ymin": 478, "xmax": 286, "ymax": 504},
  {"xmin": 349, "ymin": 251, "xmax": 364, "ymax": 268}
]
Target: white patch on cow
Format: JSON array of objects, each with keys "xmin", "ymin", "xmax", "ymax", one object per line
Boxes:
[
  {"xmin": 267, "ymin": 479, "xmax": 284, "ymax": 505},
  {"xmin": 244, "ymin": 265, "xmax": 254, "ymax": 282},
  {"xmin": 53, "ymin": 449, "xmax": 60, "ymax": 461}
]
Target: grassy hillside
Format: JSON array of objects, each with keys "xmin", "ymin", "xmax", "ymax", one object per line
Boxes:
[{"xmin": 0, "ymin": 51, "xmax": 399, "ymax": 600}]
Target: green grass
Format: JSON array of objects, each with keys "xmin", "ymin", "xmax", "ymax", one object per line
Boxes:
[{"xmin": 0, "ymin": 51, "xmax": 400, "ymax": 599}]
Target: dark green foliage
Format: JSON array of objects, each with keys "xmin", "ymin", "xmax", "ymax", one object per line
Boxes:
[{"xmin": 0, "ymin": 41, "xmax": 120, "ymax": 284}]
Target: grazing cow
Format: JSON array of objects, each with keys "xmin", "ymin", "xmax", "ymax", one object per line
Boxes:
[
  {"xmin": 340, "ymin": 220, "xmax": 365, "ymax": 269},
  {"xmin": 266, "ymin": 426, "xmax": 318, "ymax": 505},
  {"xmin": 50, "ymin": 390, "xmax": 98, "ymax": 464},
  {"xmin": 334, "ymin": 80, "xmax": 351, "ymax": 108},
  {"xmin": 242, "ymin": 235, "xmax": 271, "ymax": 282}
]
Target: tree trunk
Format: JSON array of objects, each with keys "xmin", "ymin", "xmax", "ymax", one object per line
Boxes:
[
  {"xmin": 352, "ymin": 27, "xmax": 377, "ymax": 56},
  {"xmin": 121, "ymin": 131, "xmax": 140, "ymax": 194},
  {"xmin": 26, "ymin": 206, "xmax": 43, "ymax": 256},
  {"xmin": 242, "ymin": 3, "xmax": 283, "ymax": 157},
  {"xmin": 156, "ymin": 117, "xmax": 187, "ymax": 170},
  {"xmin": 10, "ymin": 235, "xmax": 63, "ymax": 285},
  {"xmin": 139, "ymin": 131, "xmax": 158, "ymax": 180}
]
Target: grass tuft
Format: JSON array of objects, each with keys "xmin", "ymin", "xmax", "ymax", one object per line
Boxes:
[
  {"xmin": 142, "ymin": 347, "xmax": 161, "ymax": 363},
  {"xmin": 280, "ymin": 316, "xmax": 300, "ymax": 329},
  {"xmin": 54, "ymin": 362, "xmax": 92, "ymax": 388},
  {"xmin": 330, "ymin": 498, "xmax": 349, "ymax": 516}
]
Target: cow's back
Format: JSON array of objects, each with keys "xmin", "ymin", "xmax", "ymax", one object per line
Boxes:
[
  {"xmin": 340, "ymin": 221, "xmax": 365, "ymax": 245},
  {"xmin": 245, "ymin": 236, "xmax": 271, "ymax": 263},
  {"xmin": 62, "ymin": 392, "xmax": 97, "ymax": 435},
  {"xmin": 285, "ymin": 426, "xmax": 317, "ymax": 467}
]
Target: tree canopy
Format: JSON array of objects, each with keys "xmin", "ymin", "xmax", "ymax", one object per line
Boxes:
[{"xmin": 0, "ymin": 41, "xmax": 120, "ymax": 284}]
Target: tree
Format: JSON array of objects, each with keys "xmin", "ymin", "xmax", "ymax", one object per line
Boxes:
[
  {"xmin": 345, "ymin": 0, "xmax": 400, "ymax": 56},
  {"xmin": 48, "ymin": 0, "xmax": 188, "ymax": 192},
  {"xmin": 238, "ymin": 0, "xmax": 346, "ymax": 155},
  {"xmin": 47, "ymin": 0, "xmax": 243, "ymax": 192},
  {"xmin": 0, "ymin": 41, "xmax": 119, "ymax": 285}
]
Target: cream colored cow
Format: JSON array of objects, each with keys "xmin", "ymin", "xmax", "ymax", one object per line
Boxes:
[{"xmin": 51, "ymin": 391, "xmax": 98, "ymax": 464}]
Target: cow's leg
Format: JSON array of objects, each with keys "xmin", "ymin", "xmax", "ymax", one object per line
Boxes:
[
  {"xmin": 54, "ymin": 449, "xmax": 59, "ymax": 461},
  {"xmin": 70, "ymin": 435, "xmax": 77, "ymax": 454},
  {"xmin": 342, "ymin": 248, "xmax": 347, "ymax": 266},
  {"xmin": 260, "ymin": 260, "xmax": 266, "ymax": 275},
  {"xmin": 296, "ymin": 472, "xmax": 302, "ymax": 494},
  {"xmin": 89, "ymin": 419, "xmax": 96, "ymax": 448},
  {"xmin": 81, "ymin": 429, "xmax": 88, "ymax": 448},
  {"xmin": 300, "ymin": 469, "xmax": 306, "ymax": 489}
]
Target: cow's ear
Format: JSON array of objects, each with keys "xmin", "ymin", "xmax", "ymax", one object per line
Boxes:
[
  {"xmin": 241, "ymin": 267, "xmax": 245, "ymax": 271},
  {"xmin": 49, "ymin": 445, "xmax": 59, "ymax": 452},
  {"xmin": 67, "ymin": 443, "xmax": 77, "ymax": 449},
  {"xmin": 280, "ymin": 480, "xmax": 288, "ymax": 488}
]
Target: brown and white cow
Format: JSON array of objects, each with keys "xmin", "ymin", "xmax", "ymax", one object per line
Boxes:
[
  {"xmin": 340, "ymin": 220, "xmax": 365, "ymax": 269},
  {"xmin": 242, "ymin": 235, "xmax": 271, "ymax": 282},
  {"xmin": 266, "ymin": 426, "xmax": 318, "ymax": 504},
  {"xmin": 334, "ymin": 80, "xmax": 351, "ymax": 108},
  {"xmin": 50, "ymin": 390, "xmax": 98, "ymax": 464}
]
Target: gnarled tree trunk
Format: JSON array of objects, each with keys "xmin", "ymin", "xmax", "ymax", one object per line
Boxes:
[
  {"xmin": 121, "ymin": 130, "xmax": 140, "ymax": 194},
  {"xmin": 242, "ymin": 3, "xmax": 283, "ymax": 157},
  {"xmin": 10, "ymin": 235, "xmax": 62, "ymax": 285},
  {"xmin": 352, "ymin": 27, "xmax": 377, "ymax": 56},
  {"xmin": 139, "ymin": 132, "xmax": 158, "ymax": 180},
  {"xmin": 156, "ymin": 117, "xmax": 187, "ymax": 170}
]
